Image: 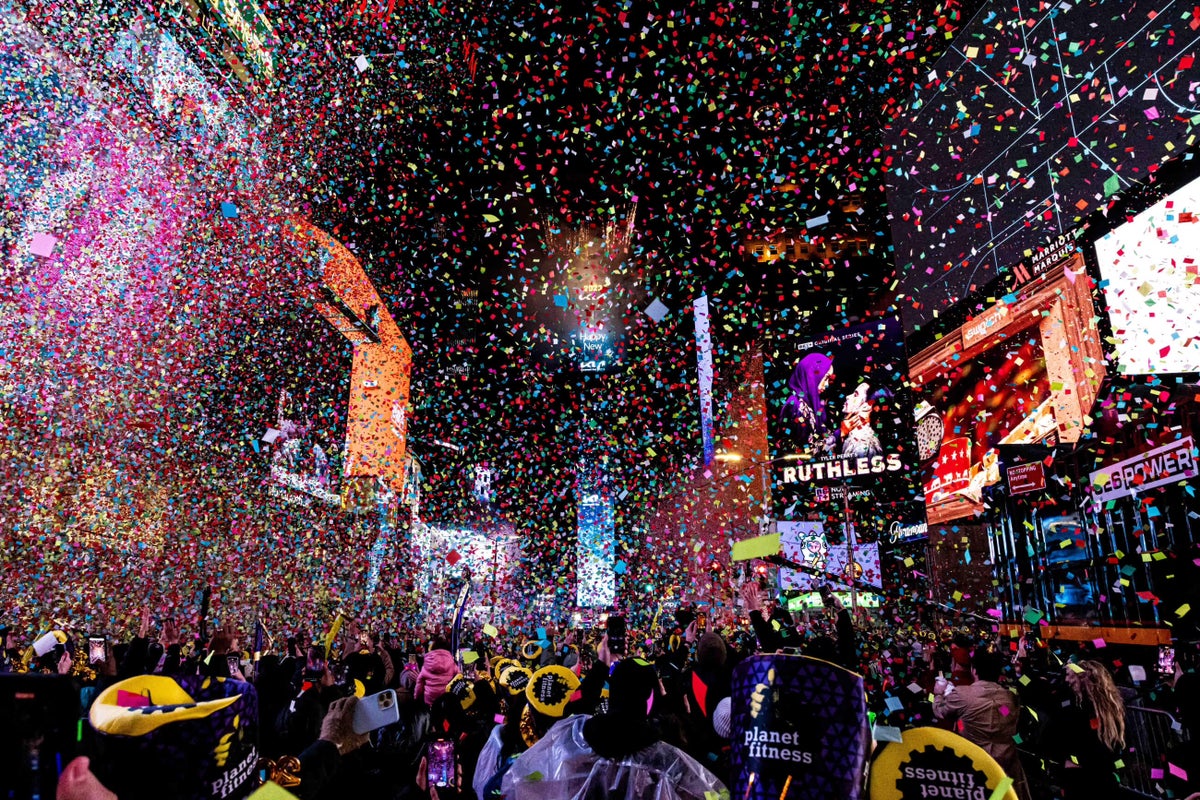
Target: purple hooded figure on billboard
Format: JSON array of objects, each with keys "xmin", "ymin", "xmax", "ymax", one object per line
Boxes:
[{"xmin": 780, "ymin": 353, "xmax": 836, "ymax": 454}]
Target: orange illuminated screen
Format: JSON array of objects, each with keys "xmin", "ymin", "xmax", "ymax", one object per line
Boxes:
[{"xmin": 286, "ymin": 218, "xmax": 413, "ymax": 491}]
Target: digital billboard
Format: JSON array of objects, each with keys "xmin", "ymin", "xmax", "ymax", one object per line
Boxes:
[
  {"xmin": 887, "ymin": 0, "xmax": 1200, "ymax": 333},
  {"xmin": 576, "ymin": 482, "xmax": 616, "ymax": 608},
  {"xmin": 766, "ymin": 318, "xmax": 921, "ymax": 514},
  {"xmin": 1091, "ymin": 172, "xmax": 1200, "ymax": 376},
  {"xmin": 267, "ymin": 357, "xmax": 350, "ymax": 509},
  {"xmin": 778, "ymin": 521, "xmax": 883, "ymax": 594},
  {"xmin": 286, "ymin": 219, "xmax": 414, "ymax": 493},
  {"xmin": 909, "ymin": 252, "xmax": 1105, "ymax": 523}
]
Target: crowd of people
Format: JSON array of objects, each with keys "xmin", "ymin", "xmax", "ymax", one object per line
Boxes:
[{"xmin": 2, "ymin": 582, "xmax": 1197, "ymax": 800}]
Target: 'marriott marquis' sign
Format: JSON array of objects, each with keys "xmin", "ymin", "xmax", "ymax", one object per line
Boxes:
[{"xmin": 1089, "ymin": 437, "xmax": 1197, "ymax": 503}]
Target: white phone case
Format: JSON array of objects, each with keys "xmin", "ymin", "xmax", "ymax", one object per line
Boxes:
[{"xmin": 352, "ymin": 689, "xmax": 400, "ymax": 734}]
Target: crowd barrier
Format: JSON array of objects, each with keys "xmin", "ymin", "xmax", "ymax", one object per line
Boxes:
[{"xmin": 1121, "ymin": 704, "xmax": 1186, "ymax": 798}]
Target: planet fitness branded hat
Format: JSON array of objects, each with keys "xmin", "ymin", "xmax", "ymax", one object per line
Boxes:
[
  {"xmin": 89, "ymin": 674, "xmax": 259, "ymax": 800},
  {"xmin": 525, "ymin": 665, "xmax": 580, "ymax": 717}
]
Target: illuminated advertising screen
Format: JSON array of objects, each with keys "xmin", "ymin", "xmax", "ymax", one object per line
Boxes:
[
  {"xmin": 576, "ymin": 490, "xmax": 616, "ymax": 608},
  {"xmin": 572, "ymin": 328, "xmax": 616, "ymax": 373},
  {"xmin": 267, "ymin": 340, "xmax": 351, "ymax": 509},
  {"xmin": 1091, "ymin": 172, "xmax": 1200, "ymax": 376},
  {"xmin": 766, "ymin": 318, "xmax": 921, "ymax": 514},
  {"xmin": 909, "ymin": 251, "xmax": 1106, "ymax": 523},
  {"xmin": 410, "ymin": 522, "xmax": 523, "ymax": 622},
  {"xmin": 886, "ymin": 0, "xmax": 1200, "ymax": 334},
  {"xmin": 287, "ymin": 219, "xmax": 414, "ymax": 493},
  {"xmin": 918, "ymin": 332, "xmax": 1050, "ymax": 519},
  {"xmin": 778, "ymin": 522, "xmax": 882, "ymax": 593}
]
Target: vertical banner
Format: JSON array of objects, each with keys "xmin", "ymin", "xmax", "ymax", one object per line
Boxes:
[
  {"xmin": 730, "ymin": 654, "xmax": 870, "ymax": 800},
  {"xmin": 450, "ymin": 581, "xmax": 471, "ymax": 665},
  {"xmin": 694, "ymin": 294, "xmax": 716, "ymax": 466}
]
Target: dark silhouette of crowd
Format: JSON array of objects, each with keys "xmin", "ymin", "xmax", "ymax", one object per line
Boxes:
[{"xmin": 2, "ymin": 590, "xmax": 1197, "ymax": 800}]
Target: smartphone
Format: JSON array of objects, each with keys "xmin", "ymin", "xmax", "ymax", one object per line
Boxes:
[
  {"xmin": 0, "ymin": 675, "xmax": 79, "ymax": 799},
  {"xmin": 606, "ymin": 615, "xmax": 627, "ymax": 657},
  {"xmin": 1158, "ymin": 646, "xmax": 1176, "ymax": 676},
  {"xmin": 352, "ymin": 689, "xmax": 399, "ymax": 734},
  {"xmin": 88, "ymin": 636, "xmax": 107, "ymax": 664},
  {"xmin": 426, "ymin": 738, "xmax": 456, "ymax": 788},
  {"xmin": 226, "ymin": 654, "xmax": 241, "ymax": 675},
  {"xmin": 696, "ymin": 612, "xmax": 708, "ymax": 632}
]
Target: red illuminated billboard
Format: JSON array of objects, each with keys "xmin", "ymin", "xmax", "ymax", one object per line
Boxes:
[{"xmin": 909, "ymin": 252, "xmax": 1105, "ymax": 524}]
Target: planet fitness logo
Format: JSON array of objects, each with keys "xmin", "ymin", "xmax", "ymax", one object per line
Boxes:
[{"xmin": 895, "ymin": 746, "xmax": 990, "ymax": 800}]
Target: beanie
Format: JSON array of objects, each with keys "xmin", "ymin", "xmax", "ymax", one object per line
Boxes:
[{"xmin": 712, "ymin": 696, "xmax": 732, "ymax": 739}]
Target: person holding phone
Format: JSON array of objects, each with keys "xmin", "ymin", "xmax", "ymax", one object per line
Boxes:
[
  {"xmin": 275, "ymin": 645, "xmax": 341, "ymax": 756},
  {"xmin": 416, "ymin": 740, "xmax": 464, "ymax": 800},
  {"xmin": 265, "ymin": 696, "xmax": 370, "ymax": 800}
]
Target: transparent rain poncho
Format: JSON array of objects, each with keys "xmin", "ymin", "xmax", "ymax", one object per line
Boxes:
[{"xmin": 502, "ymin": 715, "xmax": 730, "ymax": 800}]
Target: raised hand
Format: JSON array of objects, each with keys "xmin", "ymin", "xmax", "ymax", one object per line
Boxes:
[
  {"xmin": 740, "ymin": 581, "xmax": 763, "ymax": 614},
  {"xmin": 159, "ymin": 619, "xmax": 181, "ymax": 648}
]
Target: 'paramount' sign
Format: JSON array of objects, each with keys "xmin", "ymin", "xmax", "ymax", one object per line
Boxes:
[{"xmin": 1089, "ymin": 437, "xmax": 1198, "ymax": 503}]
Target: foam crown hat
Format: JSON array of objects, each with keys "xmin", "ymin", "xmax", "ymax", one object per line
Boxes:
[
  {"xmin": 525, "ymin": 664, "xmax": 581, "ymax": 717},
  {"xmin": 88, "ymin": 674, "xmax": 259, "ymax": 800},
  {"xmin": 498, "ymin": 664, "xmax": 533, "ymax": 696},
  {"xmin": 492, "ymin": 657, "xmax": 518, "ymax": 682},
  {"xmin": 446, "ymin": 673, "xmax": 477, "ymax": 710},
  {"xmin": 521, "ymin": 640, "xmax": 544, "ymax": 661}
]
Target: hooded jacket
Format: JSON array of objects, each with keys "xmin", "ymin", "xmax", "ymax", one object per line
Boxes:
[{"xmin": 414, "ymin": 648, "xmax": 457, "ymax": 706}]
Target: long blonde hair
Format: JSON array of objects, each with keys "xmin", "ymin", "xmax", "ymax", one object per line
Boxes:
[{"xmin": 1070, "ymin": 660, "xmax": 1126, "ymax": 752}]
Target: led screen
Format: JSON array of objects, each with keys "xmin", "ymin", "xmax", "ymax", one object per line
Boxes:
[
  {"xmin": 1092, "ymin": 173, "xmax": 1200, "ymax": 375},
  {"xmin": 778, "ymin": 521, "xmax": 882, "ymax": 593},
  {"xmin": 766, "ymin": 318, "xmax": 921, "ymax": 515},
  {"xmin": 576, "ymin": 491, "xmax": 616, "ymax": 608},
  {"xmin": 887, "ymin": 0, "xmax": 1200, "ymax": 333},
  {"xmin": 918, "ymin": 333, "xmax": 1051, "ymax": 516}
]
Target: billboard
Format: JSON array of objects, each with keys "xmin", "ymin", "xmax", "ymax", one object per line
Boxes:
[
  {"xmin": 286, "ymin": 219, "xmax": 413, "ymax": 493},
  {"xmin": 267, "ymin": 378, "xmax": 347, "ymax": 508},
  {"xmin": 909, "ymin": 252, "xmax": 1106, "ymax": 524},
  {"xmin": 778, "ymin": 522, "xmax": 882, "ymax": 593},
  {"xmin": 1089, "ymin": 437, "xmax": 1198, "ymax": 505},
  {"xmin": 767, "ymin": 318, "xmax": 921, "ymax": 514},
  {"xmin": 1091, "ymin": 171, "xmax": 1200, "ymax": 376},
  {"xmin": 576, "ymin": 492, "xmax": 616, "ymax": 608},
  {"xmin": 886, "ymin": 0, "xmax": 1200, "ymax": 333}
]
